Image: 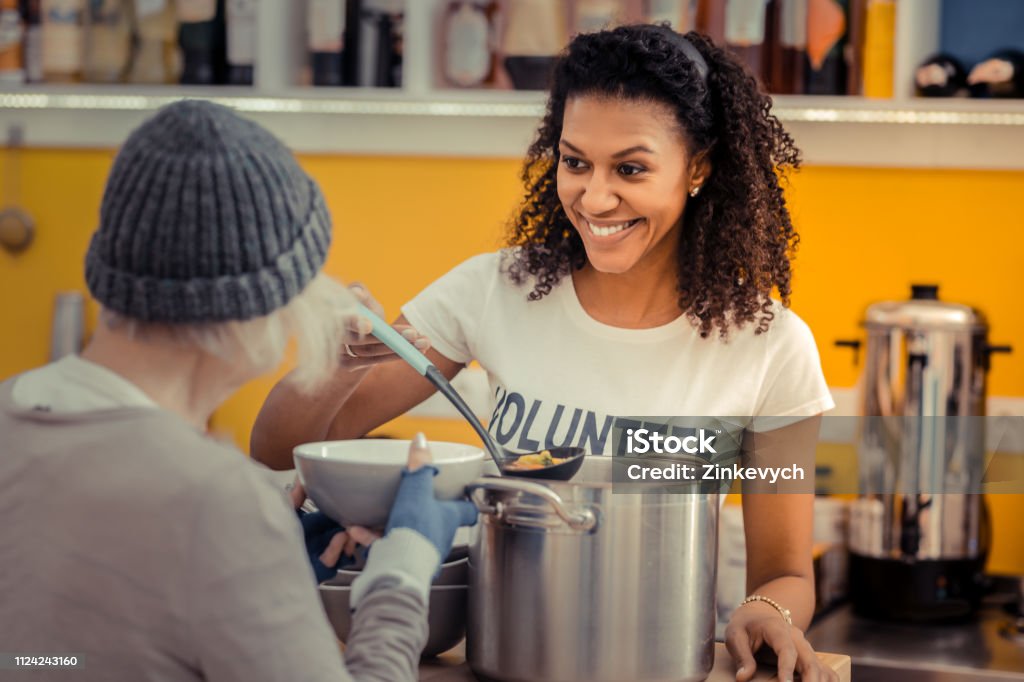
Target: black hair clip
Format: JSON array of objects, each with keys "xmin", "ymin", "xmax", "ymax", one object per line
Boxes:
[{"xmin": 654, "ymin": 26, "xmax": 709, "ymax": 83}]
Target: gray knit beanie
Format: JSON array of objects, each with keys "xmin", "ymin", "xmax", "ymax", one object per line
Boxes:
[{"xmin": 85, "ymin": 99, "xmax": 332, "ymax": 323}]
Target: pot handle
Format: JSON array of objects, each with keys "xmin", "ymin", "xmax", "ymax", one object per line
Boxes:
[{"xmin": 466, "ymin": 477, "xmax": 598, "ymax": 532}]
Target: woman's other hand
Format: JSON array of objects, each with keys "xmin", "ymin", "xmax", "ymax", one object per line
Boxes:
[
  {"xmin": 289, "ymin": 476, "xmax": 381, "ymax": 582},
  {"xmin": 340, "ymin": 283, "xmax": 431, "ymax": 370},
  {"xmin": 725, "ymin": 601, "xmax": 839, "ymax": 682}
]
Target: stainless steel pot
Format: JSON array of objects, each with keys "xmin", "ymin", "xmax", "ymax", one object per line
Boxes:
[{"xmin": 466, "ymin": 456, "xmax": 719, "ymax": 682}]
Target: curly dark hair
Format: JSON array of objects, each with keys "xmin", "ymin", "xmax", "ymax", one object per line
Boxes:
[{"xmin": 503, "ymin": 25, "xmax": 802, "ymax": 338}]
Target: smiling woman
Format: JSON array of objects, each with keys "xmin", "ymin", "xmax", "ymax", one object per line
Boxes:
[
  {"xmin": 504, "ymin": 27, "xmax": 801, "ymax": 338},
  {"xmin": 254, "ymin": 22, "xmax": 836, "ymax": 682}
]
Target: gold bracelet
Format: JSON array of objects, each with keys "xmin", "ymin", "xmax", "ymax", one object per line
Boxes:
[{"xmin": 740, "ymin": 594, "xmax": 793, "ymax": 625}]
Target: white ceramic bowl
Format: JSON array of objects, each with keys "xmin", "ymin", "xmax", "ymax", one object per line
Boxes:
[{"xmin": 293, "ymin": 439, "xmax": 485, "ymax": 528}]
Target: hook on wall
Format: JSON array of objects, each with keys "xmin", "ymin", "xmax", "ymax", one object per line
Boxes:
[{"xmin": 0, "ymin": 124, "xmax": 35, "ymax": 255}]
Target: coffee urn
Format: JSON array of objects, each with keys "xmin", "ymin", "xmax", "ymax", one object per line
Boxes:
[{"xmin": 839, "ymin": 284, "xmax": 1012, "ymax": 622}]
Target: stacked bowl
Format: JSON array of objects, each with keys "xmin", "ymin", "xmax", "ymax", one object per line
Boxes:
[{"xmin": 294, "ymin": 439, "xmax": 483, "ymax": 658}]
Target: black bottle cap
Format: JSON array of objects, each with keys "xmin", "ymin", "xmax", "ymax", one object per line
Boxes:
[
  {"xmin": 915, "ymin": 53, "xmax": 968, "ymax": 98},
  {"xmin": 227, "ymin": 65, "xmax": 253, "ymax": 86},
  {"xmin": 911, "ymin": 284, "xmax": 939, "ymax": 300},
  {"xmin": 180, "ymin": 54, "xmax": 216, "ymax": 85},
  {"xmin": 311, "ymin": 52, "xmax": 343, "ymax": 87}
]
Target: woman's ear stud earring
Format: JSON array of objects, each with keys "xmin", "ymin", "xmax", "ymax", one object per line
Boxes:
[{"xmin": 689, "ymin": 185, "xmax": 702, "ymax": 197}]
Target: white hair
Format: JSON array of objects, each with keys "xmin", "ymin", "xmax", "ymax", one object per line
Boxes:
[{"xmin": 99, "ymin": 274, "xmax": 358, "ymax": 393}]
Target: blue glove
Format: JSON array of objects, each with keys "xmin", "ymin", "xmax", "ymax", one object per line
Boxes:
[
  {"xmin": 385, "ymin": 465, "xmax": 479, "ymax": 562},
  {"xmin": 349, "ymin": 435, "xmax": 480, "ymax": 608},
  {"xmin": 298, "ymin": 510, "xmax": 360, "ymax": 583}
]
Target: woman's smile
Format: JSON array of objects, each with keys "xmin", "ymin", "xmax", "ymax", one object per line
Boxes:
[{"xmin": 583, "ymin": 216, "xmax": 644, "ymax": 238}]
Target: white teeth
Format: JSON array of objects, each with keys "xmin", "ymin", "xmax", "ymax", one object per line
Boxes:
[{"xmin": 587, "ymin": 219, "xmax": 639, "ymax": 237}]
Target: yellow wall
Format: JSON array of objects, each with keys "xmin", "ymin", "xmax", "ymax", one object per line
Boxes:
[{"xmin": 2, "ymin": 149, "xmax": 1023, "ymax": 571}]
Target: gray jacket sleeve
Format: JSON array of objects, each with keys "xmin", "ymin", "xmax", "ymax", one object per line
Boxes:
[
  {"xmin": 187, "ymin": 459, "xmax": 427, "ymax": 682},
  {"xmin": 344, "ymin": 580, "xmax": 430, "ymax": 680}
]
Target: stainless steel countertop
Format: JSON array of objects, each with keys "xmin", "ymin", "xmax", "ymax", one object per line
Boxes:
[{"xmin": 805, "ymin": 596, "xmax": 1024, "ymax": 681}]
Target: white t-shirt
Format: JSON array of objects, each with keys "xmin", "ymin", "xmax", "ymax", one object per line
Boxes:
[{"xmin": 402, "ymin": 251, "xmax": 834, "ymax": 455}]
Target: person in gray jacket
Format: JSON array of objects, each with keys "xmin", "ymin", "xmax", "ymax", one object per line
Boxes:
[{"xmin": 0, "ymin": 100, "xmax": 475, "ymax": 681}]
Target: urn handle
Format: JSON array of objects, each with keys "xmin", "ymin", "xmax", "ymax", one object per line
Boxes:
[{"xmin": 835, "ymin": 339, "xmax": 862, "ymax": 365}]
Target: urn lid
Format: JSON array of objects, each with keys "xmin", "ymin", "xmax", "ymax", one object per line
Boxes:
[{"xmin": 864, "ymin": 284, "xmax": 986, "ymax": 332}]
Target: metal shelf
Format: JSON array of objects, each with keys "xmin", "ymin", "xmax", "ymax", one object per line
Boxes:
[
  {"xmin": 2, "ymin": 86, "xmax": 1024, "ymax": 168},
  {"xmin": 5, "ymin": 86, "xmax": 1024, "ymax": 123},
  {"xmin": 3, "ymin": 0, "xmax": 1023, "ymax": 167}
]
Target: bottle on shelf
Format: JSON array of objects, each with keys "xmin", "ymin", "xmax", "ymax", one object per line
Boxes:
[
  {"xmin": 341, "ymin": 0, "xmax": 361, "ymax": 85},
  {"xmin": 724, "ymin": 0, "xmax": 770, "ymax": 82},
  {"xmin": 501, "ymin": 0, "xmax": 566, "ymax": 90},
  {"xmin": 766, "ymin": 0, "xmax": 807, "ymax": 94},
  {"xmin": 843, "ymin": 0, "xmax": 866, "ymax": 95},
  {"xmin": 914, "ymin": 53, "xmax": 968, "ymax": 98},
  {"xmin": 645, "ymin": 0, "xmax": 696, "ymax": 31},
  {"xmin": 572, "ymin": 0, "xmax": 622, "ymax": 35},
  {"xmin": 41, "ymin": 0, "xmax": 85, "ymax": 82},
  {"xmin": 804, "ymin": 0, "xmax": 847, "ymax": 95},
  {"xmin": 225, "ymin": 0, "xmax": 254, "ymax": 85},
  {"xmin": 384, "ymin": 3, "xmax": 405, "ymax": 87},
  {"xmin": 441, "ymin": 1, "xmax": 498, "ymax": 89},
  {"xmin": 19, "ymin": 0, "xmax": 42, "ymax": 82},
  {"xmin": 129, "ymin": 0, "xmax": 180, "ymax": 84},
  {"xmin": 358, "ymin": 0, "xmax": 403, "ymax": 88},
  {"xmin": 763, "ymin": 0, "xmax": 778, "ymax": 86},
  {"xmin": 967, "ymin": 49, "xmax": 1024, "ymax": 99},
  {"xmin": 83, "ymin": 0, "xmax": 132, "ymax": 83},
  {"xmin": 0, "ymin": 0, "xmax": 25, "ymax": 84},
  {"xmin": 176, "ymin": 0, "xmax": 225, "ymax": 84},
  {"xmin": 695, "ymin": 0, "xmax": 726, "ymax": 45},
  {"xmin": 860, "ymin": 0, "xmax": 893, "ymax": 98},
  {"xmin": 308, "ymin": 0, "xmax": 346, "ymax": 86}
]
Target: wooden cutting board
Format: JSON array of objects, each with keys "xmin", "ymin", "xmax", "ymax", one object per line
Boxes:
[{"xmin": 417, "ymin": 641, "xmax": 851, "ymax": 681}]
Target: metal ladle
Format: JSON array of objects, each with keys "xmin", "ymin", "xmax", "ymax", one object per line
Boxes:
[{"xmin": 357, "ymin": 304, "xmax": 585, "ymax": 481}]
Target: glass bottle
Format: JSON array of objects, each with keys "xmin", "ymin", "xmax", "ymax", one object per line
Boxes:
[
  {"xmin": 502, "ymin": 0, "xmax": 565, "ymax": 90},
  {"xmin": 442, "ymin": 0, "xmax": 496, "ymax": 88},
  {"xmin": 358, "ymin": 0, "xmax": 403, "ymax": 88},
  {"xmin": 177, "ymin": 0, "xmax": 223, "ymax": 84},
  {"xmin": 725, "ymin": 0, "xmax": 769, "ymax": 80},
  {"xmin": 129, "ymin": 0, "xmax": 180, "ymax": 84},
  {"xmin": 696, "ymin": 0, "xmax": 726, "ymax": 45},
  {"xmin": 19, "ymin": 0, "xmax": 43, "ymax": 82},
  {"xmin": 968, "ymin": 49, "xmax": 1024, "ymax": 99},
  {"xmin": 770, "ymin": 0, "xmax": 806, "ymax": 93},
  {"xmin": 308, "ymin": 0, "xmax": 344, "ymax": 86},
  {"xmin": 41, "ymin": 0, "xmax": 85, "ymax": 82},
  {"xmin": 0, "ymin": 0, "xmax": 25, "ymax": 84},
  {"xmin": 83, "ymin": 0, "xmax": 132, "ymax": 82},
  {"xmin": 573, "ymin": 0, "xmax": 622, "ymax": 35},
  {"xmin": 646, "ymin": 0, "xmax": 696, "ymax": 31},
  {"xmin": 225, "ymin": 0, "xmax": 254, "ymax": 84},
  {"xmin": 845, "ymin": 0, "xmax": 867, "ymax": 95},
  {"xmin": 861, "ymin": 0, "xmax": 893, "ymax": 98},
  {"xmin": 804, "ymin": 0, "xmax": 848, "ymax": 95}
]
